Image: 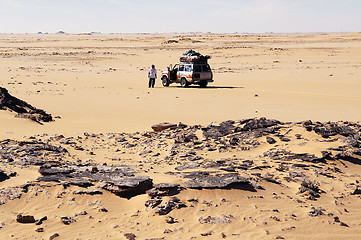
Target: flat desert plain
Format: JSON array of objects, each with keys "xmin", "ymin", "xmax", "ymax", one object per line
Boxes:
[{"xmin": 0, "ymin": 33, "xmax": 361, "ymax": 240}]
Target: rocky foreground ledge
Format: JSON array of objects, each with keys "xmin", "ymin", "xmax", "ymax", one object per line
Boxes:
[
  {"xmin": 1, "ymin": 118, "xmax": 361, "ymax": 239},
  {"xmin": 0, "ymin": 87, "xmax": 53, "ymax": 123}
]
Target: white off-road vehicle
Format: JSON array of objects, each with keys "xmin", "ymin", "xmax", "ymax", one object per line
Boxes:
[{"xmin": 161, "ymin": 50, "xmax": 213, "ymax": 88}]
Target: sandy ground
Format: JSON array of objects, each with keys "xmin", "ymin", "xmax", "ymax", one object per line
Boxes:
[
  {"xmin": 1, "ymin": 33, "xmax": 361, "ymax": 240},
  {"xmin": 0, "ymin": 33, "xmax": 361, "ymax": 138}
]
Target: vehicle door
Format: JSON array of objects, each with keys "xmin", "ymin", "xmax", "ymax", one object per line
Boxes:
[
  {"xmin": 177, "ymin": 64, "xmax": 185, "ymax": 82},
  {"xmin": 171, "ymin": 64, "xmax": 179, "ymax": 80},
  {"xmin": 201, "ymin": 64, "xmax": 212, "ymax": 80}
]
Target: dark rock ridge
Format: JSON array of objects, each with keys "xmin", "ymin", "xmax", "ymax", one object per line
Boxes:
[
  {"xmin": 1, "ymin": 117, "xmax": 361, "ymax": 212},
  {"xmin": 0, "ymin": 87, "xmax": 53, "ymax": 123},
  {"xmin": 37, "ymin": 164, "xmax": 153, "ymax": 199}
]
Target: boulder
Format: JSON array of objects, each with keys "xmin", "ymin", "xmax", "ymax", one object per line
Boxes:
[
  {"xmin": 151, "ymin": 123, "xmax": 177, "ymax": 131},
  {"xmin": 0, "ymin": 170, "xmax": 10, "ymax": 182},
  {"xmin": 147, "ymin": 183, "xmax": 184, "ymax": 197},
  {"xmin": 16, "ymin": 214, "xmax": 36, "ymax": 223}
]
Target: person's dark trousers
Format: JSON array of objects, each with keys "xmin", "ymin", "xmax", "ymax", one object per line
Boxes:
[{"xmin": 149, "ymin": 78, "xmax": 155, "ymax": 88}]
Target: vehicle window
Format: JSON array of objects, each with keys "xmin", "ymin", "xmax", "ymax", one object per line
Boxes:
[
  {"xmin": 193, "ymin": 65, "xmax": 202, "ymax": 72},
  {"xmin": 185, "ymin": 65, "xmax": 192, "ymax": 72},
  {"xmin": 179, "ymin": 65, "xmax": 184, "ymax": 71},
  {"xmin": 202, "ymin": 65, "xmax": 211, "ymax": 72},
  {"xmin": 173, "ymin": 64, "xmax": 179, "ymax": 70}
]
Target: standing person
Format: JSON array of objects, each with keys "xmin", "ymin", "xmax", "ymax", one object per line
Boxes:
[{"xmin": 148, "ymin": 65, "xmax": 157, "ymax": 88}]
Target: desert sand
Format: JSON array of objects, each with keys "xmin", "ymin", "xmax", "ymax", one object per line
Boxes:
[{"xmin": 1, "ymin": 33, "xmax": 361, "ymax": 240}]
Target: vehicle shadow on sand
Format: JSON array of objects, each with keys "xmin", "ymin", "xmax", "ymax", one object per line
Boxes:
[{"xmin": 170, "ymin": 85, "xmax": 243, "ymax": 89}]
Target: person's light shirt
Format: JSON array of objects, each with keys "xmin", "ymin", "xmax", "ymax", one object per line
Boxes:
[{"xmin": 148, "ymin": 68, "xmax": 157, "ymax": 78}]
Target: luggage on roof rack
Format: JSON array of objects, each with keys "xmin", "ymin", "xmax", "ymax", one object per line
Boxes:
[{"xmin": 179, "ymin": 50, "xmax": 211, "ymax": 63}]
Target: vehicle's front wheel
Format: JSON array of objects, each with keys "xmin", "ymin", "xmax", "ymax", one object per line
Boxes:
[
  {"xmin": 180, "ymin": 78, "xmax": 188, "ymax": 88},
  {"xmin": 162, "ymin": 76, "xmax": 170, "ymax": 87},
  {"xmin": 200, "ymin": 81, "xmax": 208, "ymax": 88}
]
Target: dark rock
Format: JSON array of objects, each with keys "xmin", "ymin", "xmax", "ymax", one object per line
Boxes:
[
  {"xmin": 35, "ymin": 228, "xmax": 44, "ymax": 232},
  {"xmin": 307, "ymin": 207, "xmax": 324, "ymax": 217},
  {"xmin": 124, "ymin": 233, "xmax": 136, "ymax": 240},
  {"xmin": 266, "ymin": 136, "xmax": 277, "ymax": 144},
  {"xmin": 99, "ymin": 176, "xmax": 153, "ymax": 199},
  {"xmin": 174, "ymin": 132, "xmax": 197, "ymax": 143},
  {"xmin": 175, "ymin": 162, "xmax": 200, "ymax": 171},
  {"xmin": 262, "ymin": 173, "xmax": 281, "ymax": 184},
  {"xmin": 340, "ymin": 222, "xmax": 349, "ymax": 227},
  {"xmin": 61, "ymin": 216, "xmax": 76, "ymax": 225},
  {"xmin": 201, "ymin": 231, "xmax": 213, "ymax": 236},
  {"xmin": 351, "ymin": 187, "xmax": 361, "ymax": 195},
  {"xmin": 16, "ymin": 214, "xmax": 36, "ymax": 223},
  {"xmin": 0, "ymin": 87, "xmax": 53, "ymax": 123},
  {"xmin": 155, "ymin": 199, "xmax": 187, "ymax": 215},
  {"xmin": 36, "ymin": 216, "xmax": 47, "ymax": 225},
  {"xmin": 147, "ymin": 183, "xmax": 184, "ymax": 197},
  {"xmin": 0, "ymin": 170, "xmax": 10, "ymax": 182},
  {"xmin": 49, "ymin": 233, "xmax": 60, "ymax": 240},
  {"xmin": 75, "ymin": 211, "xmax": 88, "ymax": 216},
  {"xmin": 39, "ymin": 167, "xmax": 73, "ymax": 176},
  {"xmin": 145, "ymin": 198, "xmax": 162, "ymax": 209},
  {"xmin": 304, "ymin": 121, "xmax": 357, "ymax": 138},
  {"xmin": 98, "ymin": 207, "xmax": 108, "ymax": 212},
  {"xmin": 202, "ymin": 122, "xmax": 235, "ymax": 139},
  {"xmin": 279, "ymin": 136, "xmax": 291, "ymax": 142},
  {"xmin": 184, "ymin": 172, "xmax": 256, "ymax": 191},
  {"xmin": 73, "ymin": 189, "xmax": 103, "ymax": 195},
  {"xmin": 229, "ymin": 137, "xmax": 239, "ymax": 145},
  {"xmin": 152, "ymin": 123, "xmax": 177, "ymax": 131},
  {"xmin": 18, "ymin": 143, "xmax": 67, "ymax": 154},
  {"xmin": 165, "ymin": 216, "xmax": 177, "ymax": 224},
  {"xmin": 242, "ymin": 118, "xmax": 282, "ymax": 131}
]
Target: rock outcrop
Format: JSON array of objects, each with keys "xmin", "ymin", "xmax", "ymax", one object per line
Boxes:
[{"xmin": 0, "ymin": 87, "xmax": 53, "ymax": 123}]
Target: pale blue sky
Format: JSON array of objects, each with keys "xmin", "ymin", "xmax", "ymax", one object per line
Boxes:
[{"xmin": 0, "ymin": 0, "xmax": 360, "ymax": 33}]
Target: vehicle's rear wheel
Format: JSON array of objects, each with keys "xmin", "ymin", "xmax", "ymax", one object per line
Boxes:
[
  {"xmin": 200, "ymin": 81, "xmax": 208, "ymax": 88},
  {"xmin": 162, "ymin": 76, "xmax": 170, "ymax": 87},
  {"xmin": 180, "ymin": 78, "xmax": 188, "ymax": 88}
]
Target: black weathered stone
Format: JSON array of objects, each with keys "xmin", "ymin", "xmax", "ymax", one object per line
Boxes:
[
  {"xmin": 175, "ymin": 162, "xmax": 200, "ymax": 171},
  {"xmin": 39, "ymin": 167, "xmax": 73, "ymax": 176},
  {"xmin": 307, "ymin": 207, "xmax": 324, "ymax": 217},
  {"xmin": 145, "ymin": 198, "xmax": 162, "ymax": 209},
  {"xmin": 16, "ymin": 214, "xmax": 36, "ymax": 223},
  {"xmin": 155, "ymin": 199, "xmax": 187, "ymax": 215},
  {"xmin": 36, "ymin": 216, "xmax": 47, "ymax": 225},
  {"xmin": 49, "ymin": 233, "xmax": 60, "ymax": 240},
  {"xmin": 242, "ymin": 118, "xmax": 282, "ymax": 131},
  {"xmin": 266, "ymin": 136, "xmax": 277, "ymax": 144},
  {"xmin": 61, "ymin": 216, "xmax": 76, "ymax": 225},
  {"xmin": 0, "ymin": 170, "xmax": 10, "ymax": 182},
  {"xmin": 147, "ymin": 183, "xmax": 184, "ymax": 197},
  {"xmin": 100, "ymin": 176, "xmax": 153, "ymax": 199},
  {"xmin": 124, "ymin": 233, "xmax": 136, "ymax": 240}
]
